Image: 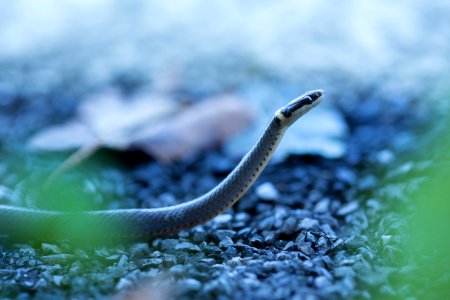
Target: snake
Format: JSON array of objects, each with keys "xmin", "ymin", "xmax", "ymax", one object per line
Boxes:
[{"xmin": 0, "ymin": 90, "xmax": 324, "ymax": 242}]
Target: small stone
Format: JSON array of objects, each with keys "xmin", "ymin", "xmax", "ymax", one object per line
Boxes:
[
  {"xmin": 299, "ymin": 218, "xmax": 319, "ymax": 230},
  {"xmin": 283, "ymin": 241, "xmax": 296, "ymax": 251},
  {"xmin": 117, "ymin": 255, "xmax": 128, "ymax": 268},
  {"xmin": 169, "ymin": 264, "xmax": 185, "ymax": 275},
  {"xmin": 140, "ymin": 258, "xmax": 163, "ymax": 268},
  {"xmin": 256, "ymin": 182, "xmax": 279, "ymax": 201},
  {"xmin": 330, "ymin": 239, "xmax": 344, "ymax": 251},
  {"xmin": 163, "ymin": 254, "xmax": 177, "ymax": 267},
  {"xmin": 314, "ymin": 276, "xmax": 332, "ymax": 288},
  {"xmin": 376, "ymin": 150, "xmax": 395, "ymax": 165},
  {"xmin": 115, "ymin": 278, "xmax": 133, "ymax": 291},
  {"xmin": 41, "ymin": 254, "xmax": 74, "ymax": 265},
  {"xmin": 41, "ymin": 243, "xmax": 62, "ymax": 255},
  {"xmin": 305, "ymin": 232, "xmax": 316, "ymax": 243},
  {"xmin": 159, "ymin": 239, "xmax": 179, "ymax": 252},
  {"xmin": 249, "ymin": 235, "xmax": 264, "ymax": 248},
  {"xmin": 53, "ymin": 275, "xmax": 64, "ymax": 286},
  {"xmin": 213, "ymin": 214, "xmax": 233, "ymax": 224},
  {"xmin": 334, "ymin": 266, "xmax": 355, "ymax": 278},
  {"xmin": 219, "ymin": 237, "xmax": 234, "ymax": 248},
  {"xmin": 69, "ymin": 261, "xmax": 83, "ymax": 274},
  {"xmin": 174, "ymin": 242, "xmax": 201, "ymax": 253},
  {"xmin": 178, "ymin": 278, "xmax": 202, "ymax": 292},
  {"xmin": 280, "ymin": 217, "xmax": 298, "ymax": 235},
  {"xmin": 213, "ymin": 229, "xmax": 236, "ymax": 242},
  {"xmin": 298, "ymin": 242, "xmax": 313, "ymax": 255},
  {"xmin": 129, "ymin": 243, "xmax": 152, "ymax": 259},
  {"xmin": 314, "ymin": 198, "xmax": 330, "ymax": 214},
  {"xmin": 336, "ymin": 201, "xmax": 359, "ymax": 216},
  {"xmin": 223, "ymin": 246, "xmax": 238, "ymax": 258},
  {"xmin": 263, "ymin": 231, "xmax": 276, "ymax": 244},
  {"xmin": 336, "ymin": 167, "xmax": 357, "ymax": 185}
]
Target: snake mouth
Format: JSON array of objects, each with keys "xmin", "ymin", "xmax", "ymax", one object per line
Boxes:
[{"xmin": 280, "ymin": 89, "xmax": 324, "ymax": 118}]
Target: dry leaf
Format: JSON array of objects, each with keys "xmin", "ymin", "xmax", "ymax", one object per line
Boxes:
[
  {"xmin": 28, "ymin": 89, "xmax": 179, "ymax": 151},
  {"xmin": 132, "ymin": 95, "xmax": 254, "ymax": 163},
  {"xmin": 28, "ymin": 90, "xmax": 253, "ymax": 176}
]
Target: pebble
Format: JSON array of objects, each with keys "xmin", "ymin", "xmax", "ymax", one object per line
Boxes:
[
  {"xmin": 314, "ymin": 198, "xmax": 330, "ymax": 214},
  {"xmin": 174, "ymin": 242, "xmax": 201, "ymax": 253},
  {"xmin": 299, "ymin": 218, "xmax": 320, "ymax": 230},
  {"xmin": 283, "ymin": 241, "xmax": 296, "ymax": 251},
  {"xmin": 314, "ymin": 276, "xmax": 332, "ymax": 288},
  {"xmin": 129, "ymin": 243, "xmax": 152, "ymax": 259},
  {"xmin": 159, "ymin": 239, "xmax": 179, "ymax": 252},
  {"xmin": 336, "ymin": 201, "xmax": 359, "ymax": 216},
  {"xmin": 255, "ymin": 182, "xmax": 279, "ymax": 201},
  {"xmin": 213, "ymin": 214, "xmax": 233, "ymax": 225},
  {"xmin": 280, "ymin": 217, "xmax": 298, "ymax": 235},
  {"xmin": 41, "ymin": 254, "xmax": 75, "ymax": 265},
  {"xmin": 115, "ymin": 278, "xmax": 133, "ymax": 291},
  {"xmin": 41, "ymin": 244, "xmax": 62, "ymax": 255},
  {"xmin": 213, "ymin": 229, "xmax": 236, "ymax": 242},
  {"xmin": 218, "ymin": 237, "xmax": 234, "ymax": 249},
  {"xmin": 249, "ymin": 235, "xmax": 264, "ymax": 248},
  {"xmin": 297, "ymin": 242, "xmax": 314, "ymax": 256},
  {"xmin": 178, "ymin": 278, "xmax": 202, "ymax": 292},
  {"xmin": 336, "ymin": 167, "xmax": 357, "ymax": 185}
]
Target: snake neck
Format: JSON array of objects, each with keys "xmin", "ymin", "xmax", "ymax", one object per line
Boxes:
[{"xmin": 177, "ymin": 116, "xmax": 286, "ymax": 223}]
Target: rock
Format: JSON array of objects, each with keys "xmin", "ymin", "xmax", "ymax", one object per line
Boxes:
[
  {"xmin": 256, "ymin": 182, "xmax": 279, "ymax": 201},
  {"xmin": 219, "ymin": 237, "xmax": 234, "ymax": 249},
  {"xmin": 41, "ymin": 243, "xmax": 62, "ymax": 255},
  {"xmin": 41, "ymin": 254, "xmax": 75, "ymax": 265},
  {"xmin": 314, "ymin": 198, "xmax": 330, "ymax": 214},
  {"xmin": 178, "ymin": 278, "xmax": 202, "ymax": 292},
  {"xmin": 334, "ymin": 266, "xmax": 355, "ymax": 278},
  {"xmin": 213, "ymin": 214, "xmax": 233, "ymax": 225},
  {"xmin": 314, "ymin": 276, "xmax": 332, "ymax": 288},
  {"xmin": 283, "ymin": 241, "xmax": 296, "ymax": 251},
  {"xmin": 159, "ymin": 239, "xmax": 179, "ymax": 252},
  {"xmin": 212, "ymin": 230, "xmax": 236, "ymax": 242},
  {"xmin": 298, "ymin": 242, "xmax": 314, "ymax": 255},
  {"xmin": 336, "ymin": 167, "xmax": 357, "ymax": 185},
  {"xmin": 299, "ymin": 218, "xmax": 319, "ymax": 230},
  {"xmin": 336, "ymin": 201, "xmax": 359, "ymax": 216},
  {"xmin": 280, "ymin": 217, "xmax": 298, "ymax": 235},
  {"xmin": 115, "ymin": 278, "xmax": 133, "ymax": 291},
  {"xmin": 129, "ymin": 243, "xmax": 152, "ymax": 259},
  {"xmin": 249, "ymin": 235, "xmax": 264, "ymax": 248},
  {"xmin": 174, "ymin": 242, "xmax": 201, "ymax": 253},
  {"xmin": 139, "ymin": 258, "xmax": 163, "ymax": 268}
]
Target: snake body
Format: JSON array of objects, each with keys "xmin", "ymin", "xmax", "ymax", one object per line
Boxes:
[{"xmin": 0, "ymin": 90, "xmax": 324, "ymax": 241}]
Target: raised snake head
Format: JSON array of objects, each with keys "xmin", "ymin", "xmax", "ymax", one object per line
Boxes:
[{"xmin": 275, "ymin": 89, "xmax": 324, "ymax": 126}]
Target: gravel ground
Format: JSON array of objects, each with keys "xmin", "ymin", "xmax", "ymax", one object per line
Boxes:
[{"xmin": 1, "ymin": 79, "xmax": 445, "ymax": 300}]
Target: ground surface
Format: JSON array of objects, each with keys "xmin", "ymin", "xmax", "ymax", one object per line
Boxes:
[{"xmin": 1, "ymin": 80, "xmax": 446, "ymax": 300}]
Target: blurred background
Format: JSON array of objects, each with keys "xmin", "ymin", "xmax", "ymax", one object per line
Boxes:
[{"xmin": 1, "ymin": 0, "xmax": 449, "ymax": 104}]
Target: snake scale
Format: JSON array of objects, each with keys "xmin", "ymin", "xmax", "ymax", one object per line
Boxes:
[{"xmin": 0, "ymin": 90, "xmax": 324, "ymax": 241}]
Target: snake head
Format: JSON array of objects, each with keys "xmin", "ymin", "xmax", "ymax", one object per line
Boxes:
[{"xmin": 275, "ymin": 89, "xmax": 324, "ymax": 126}]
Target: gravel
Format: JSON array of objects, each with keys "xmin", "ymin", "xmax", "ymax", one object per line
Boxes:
[{"xmin": 0, "ymin": 74, "xmax": 447, "ymax": 299}]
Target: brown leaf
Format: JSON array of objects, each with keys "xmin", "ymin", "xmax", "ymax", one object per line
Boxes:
[
  {"xmin": 133, "ymin": 95, "xmax": 254, "ymax": 163},
  {"xmin": 27, "ymin": 89, "xmax": 179, "ymax": 151}
]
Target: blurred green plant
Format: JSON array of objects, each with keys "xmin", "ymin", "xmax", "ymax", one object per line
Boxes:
[
  {"xmin": 376, "ymin": 118, "xmax": 450, "ymax": 298},
  {"xmin": 6, "ymin": 152, "xmax": 124, "ymax": 245}
]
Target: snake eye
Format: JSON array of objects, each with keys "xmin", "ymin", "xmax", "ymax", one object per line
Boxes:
[{"xmin": 303, "ymin": 96, "xmax": 313, "ymax": 105}]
